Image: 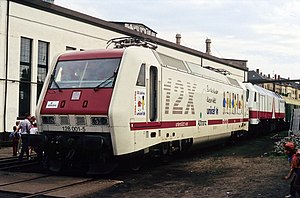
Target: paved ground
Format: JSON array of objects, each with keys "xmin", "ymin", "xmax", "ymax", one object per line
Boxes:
[
  {"xmin": 0, "ymin": 132, "xmax": 293, "ymax": 198},
  {"xmin": 0, "ymin": 146, "xmax": 14, "ymax": 158},
  {"xmin": 0, "ymin": 171, "xmax": 122, "ymax": 197},
  {"xmin": 0, "ymin": 146, "xmax": 123, "ymax": 197},
  {"xmin": 85, "ymin": 132, "xmax": 293, "ymax": 198}
]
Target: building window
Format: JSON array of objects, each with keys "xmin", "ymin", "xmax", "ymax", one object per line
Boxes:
[
  {"xmin": 37, "ymin": 41, "xmax": 49, "ymax": 101},
  {"xmin": 19, "ymin": 37, "xmax": 32, "ymax": 117}
]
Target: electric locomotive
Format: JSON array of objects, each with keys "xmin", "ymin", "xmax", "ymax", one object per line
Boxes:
[{"xmin": 35, "ymin": 38, "xmax": 282, "ymax": 173}]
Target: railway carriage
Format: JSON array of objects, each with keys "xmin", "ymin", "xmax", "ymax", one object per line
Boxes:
[
  {"xmin": 35, "ymin": 38, "xmax": 282, "ymax": 173},
  {"xmin": 244, "ymin": 83, "xmax": 285, "ymax": 133}
]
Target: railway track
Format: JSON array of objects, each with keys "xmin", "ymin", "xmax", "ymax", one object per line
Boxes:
[
  {"xmin": 0, "ymin": 155, "xmax": 39, "ymax": 171},
  {"xmin": 0, "ymin": 171, "xmax": 122, "ymax": 197},
  {"xmin": 0, "ymin": 154, "xmax": 122, "ymax": 197}
]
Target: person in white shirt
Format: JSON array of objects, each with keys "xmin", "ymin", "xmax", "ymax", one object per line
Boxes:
[
  {"xmin": 29, "ymin": 122, "xmax": 38, "ymax": 157},
  {"xmin": 30, "ymin": 123, "xmax": 38, "ymax": 134},
  {"xmin": 17, "ymin": 113, "xmax": 32, "ymax": 161}
]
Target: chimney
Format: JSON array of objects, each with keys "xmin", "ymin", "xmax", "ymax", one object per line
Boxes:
[
  {"xmin": 274, "ymin": 74, "xmax": 277, "ymax": 80},
  {"xmin": 256, "ymin": 69, "xmax": 259, "ymax": 74},
  {"xmin": 176, "ymin": 34, "xmax": 181, "ymax": 45},
  {"xmin": 278, "ymin": 75, "xmax": 280, "ymax": 80},
  {"xmin": 268, "ymin": 74, "xmax": 270, "ymax": 78},
  {"xmin": 205, "ymin": 38, "xmax": 211, "ymax": 55}
]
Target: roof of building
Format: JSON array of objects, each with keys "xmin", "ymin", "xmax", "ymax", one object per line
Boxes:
[
  {"xmin": 12, "ymin": 0, "xmax": 248, "ymax": 72},
  {"xmin": 248, "ymin": 70, "xmax": 300, "ymax": 89},
  {"xmin": 248, "ymin": 70, "xmax": 266, "ymax": 81}
]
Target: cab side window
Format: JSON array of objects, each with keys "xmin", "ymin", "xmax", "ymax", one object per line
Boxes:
[
  {"xmin": 246, "ymin": 89, "xmax": 249, "ymax": 102},
  {"xmin": 136, "ymin": 64, "xmax": 145, "ymax": 86}
]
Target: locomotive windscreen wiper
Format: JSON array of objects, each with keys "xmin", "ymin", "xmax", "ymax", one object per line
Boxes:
[
  {"xmin": 93, "ymin": 73, "xmax": 115, "ymax": 92},
  {"xmin": 50, "ymin": 74, "xmax": 62, "ymax": 92}
]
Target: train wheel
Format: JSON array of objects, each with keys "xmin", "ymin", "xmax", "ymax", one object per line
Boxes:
[
  {"xmin": 161, "ymin": 142, "xmax": 170, "ymax": 156},
  {"xmin": 129, "ymin": 154, "xmax": 145, "ymax": 172},
  {"xmin": 48, "ymin": 159, "xmax": 63, "ymax": 172},
  {"xmin": 130, "ymin": 161, "xmax": 143, "ymax": 171},
  {"xmin": 160, "ymin": 142, "xmax": 172, "ymax": 163}
]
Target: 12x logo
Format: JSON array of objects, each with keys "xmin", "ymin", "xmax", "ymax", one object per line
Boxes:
[{"xmin": 163, "ymin": 78, "xmax": 196, "ymax": 115}]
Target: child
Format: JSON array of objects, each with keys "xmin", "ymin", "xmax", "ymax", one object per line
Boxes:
[{"xmin": 10, "ymin": 122, "xmax": 20, "ymax": 156}]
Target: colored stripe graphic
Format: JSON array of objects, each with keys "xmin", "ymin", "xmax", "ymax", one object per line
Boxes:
[
  {"xmin": 130, "ymin": 120, "xmax": 196, "ymax": 130},
  {"xmin": 130, "ymin": 118, "xmax": 249, "ymax": 130}
]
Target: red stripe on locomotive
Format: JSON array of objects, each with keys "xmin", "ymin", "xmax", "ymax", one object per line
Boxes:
[{"xmin": 41, "ymin": 89, "xmax": 113, "ymax": 115}]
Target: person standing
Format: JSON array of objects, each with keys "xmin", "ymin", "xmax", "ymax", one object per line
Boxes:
[
  {"xmin": 29, "ymin": 122, "xmax": 38, "ymax": 157},
  {"xmin": 10, "ymin": 121, "xmax": 20, "ymax": 156},
  {"xmin": 18, "ymin": 113, "xmax": 32, "ymax": 161},
  {"xmin": 283, "ymin": 142, "xmax": 300, "ymax": 198}
]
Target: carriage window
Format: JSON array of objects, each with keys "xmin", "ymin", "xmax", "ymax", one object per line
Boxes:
[
  {"xmin": 254, "ymin": 92, "xmax": 257, "ymax": 102},
  {"xmin": 136, "ymin": 64, "xmax": 145, "ymax": 86}
]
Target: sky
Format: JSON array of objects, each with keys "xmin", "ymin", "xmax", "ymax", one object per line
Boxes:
[{"xmin": 55, "ymin": 0, "xmax": 300, "ymax": 80}]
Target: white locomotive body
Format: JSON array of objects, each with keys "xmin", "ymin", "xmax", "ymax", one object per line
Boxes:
[
  {"xmin": 108, "ymin": 47, "xmax": 249, "ymax": 156},
  {"xmin": 35, "ymin": 42, "xmax": 283, "ymax": 172}
]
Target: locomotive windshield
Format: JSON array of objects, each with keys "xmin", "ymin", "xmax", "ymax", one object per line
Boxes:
[{"xmin": 50, "ymin": 58, "xmax": 120, "ymax": 89}]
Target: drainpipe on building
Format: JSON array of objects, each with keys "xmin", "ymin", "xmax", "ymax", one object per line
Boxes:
[{"xmin": 3, "ymin": 1, "xmax": 10, "ymax": 138}]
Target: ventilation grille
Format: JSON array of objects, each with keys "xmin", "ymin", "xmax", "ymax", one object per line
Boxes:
[
  {"xmin": 76, "ymin": 116, "xmax": 86, "ymax": 125},
  {"xmin": 157, "ymin": 52, "xmax": 188, "ymax": 72},
  {"xmin": 60, "ymin": 116, "xmax": 69, "ymax": 125}
]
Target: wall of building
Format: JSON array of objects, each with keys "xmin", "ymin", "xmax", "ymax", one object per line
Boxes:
[
  {"xmin": 0, "ymin": 0, "xmax": 248, "ymax": 133},
  {"xmin": 0, "ymin": 1, "xmax": 8, "ymax": 133},
  {"xmin": 2, "ymin": 1, "xmax": 124, "ymax": 132}
]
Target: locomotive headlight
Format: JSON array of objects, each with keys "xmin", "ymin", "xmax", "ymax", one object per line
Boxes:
[
  {"xmin": 42, "ymin": 116, "xmax": 55, "ymax": 124},
  {"xmin": 91, "ymin": 117, "xmax": 108, "ymax": 125}
]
